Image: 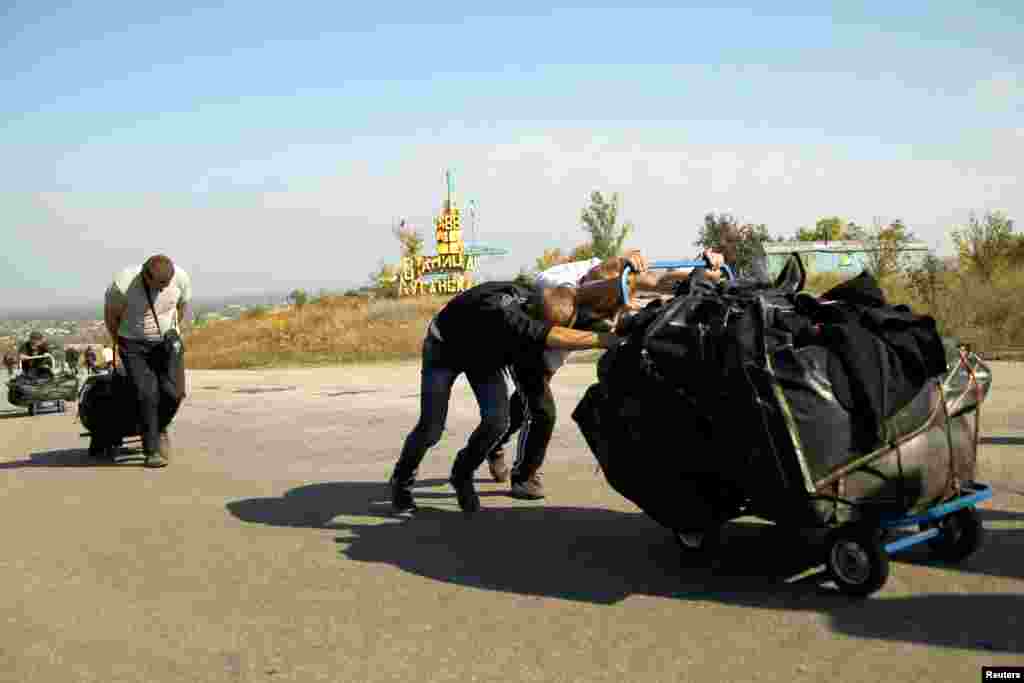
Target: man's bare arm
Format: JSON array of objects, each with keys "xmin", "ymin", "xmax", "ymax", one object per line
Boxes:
[
  {"xmin": 545, "ymin": 327, "xmax": 620, "ymax": 351},
  {"xmin": 578, "ymin": 249, "xmax": 648, "ymax": 286},
  {"xmin": 104, "ymin": 301, "xmax": 125, "ymax": 344},
  {"xmin": 177, "ymin": 301, "xmax": 193, "ymax": 335},
  {"xmin": 579, "ymin": 257, "xmax": 625, "ymax": 285}
]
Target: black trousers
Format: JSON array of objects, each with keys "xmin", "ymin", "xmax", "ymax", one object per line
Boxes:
[
  {"xmin": 504, "ymin": 367, "xmax": 557, "ymax": 484},
  {"xmin": 392, "ymin": 336, "xmax": 516, "ymax": 486},
  {"xmin": 118, "ymin": 338, "xmax": 181, "ymax": 454}
]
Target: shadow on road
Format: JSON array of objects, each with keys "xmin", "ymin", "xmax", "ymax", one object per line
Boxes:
[
  {"xmin": 228, "ymin": 480, "xmax": 1023, "ymax": 654},
  {"xmin": 982, "ymin": 436, "xmax": 1024, "ymax": 446},
  {"xmin": 0, "ymin": 447, "xmax": 146, "ymax": 469},
  {"xmin": 894, "ymin": 507, "xmax": 1024, "ymax": 583}
]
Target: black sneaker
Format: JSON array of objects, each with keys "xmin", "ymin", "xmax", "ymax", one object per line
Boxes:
[
  {"xmin": 390, "ymin": 477, "xmax": 417, "ymax": 515},
  {"xmin": 449, "ymin": 477, "xmax": 480, "ymax": 515}
]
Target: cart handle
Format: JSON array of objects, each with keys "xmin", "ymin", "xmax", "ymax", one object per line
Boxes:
[
  {"xmin": 619, "ymin": 260, "xmax": 735, "ymax": 305},
  {"xmin": 19, "ymin": 352, "xmax": 56, "ymax": 371}
]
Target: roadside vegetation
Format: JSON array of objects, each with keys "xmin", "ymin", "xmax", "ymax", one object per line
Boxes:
[{"xmin": 177, "ymin": 201, "xmax": 1023, "ymax": 370}]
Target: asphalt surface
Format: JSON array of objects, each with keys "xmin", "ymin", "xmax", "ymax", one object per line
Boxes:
[{"xmin": 1, "ymin": 362, "xmax": 1022, "ymax": 682}]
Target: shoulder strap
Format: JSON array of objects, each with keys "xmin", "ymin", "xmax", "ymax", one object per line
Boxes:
[{"xmin": 142, "ymin": 277, "xmax": 163, "ymax": 337}]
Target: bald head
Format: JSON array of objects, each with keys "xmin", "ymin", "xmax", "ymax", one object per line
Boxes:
[{"xmin": 143, "ymin": 254, "xmax": 175, "ymax": 289}]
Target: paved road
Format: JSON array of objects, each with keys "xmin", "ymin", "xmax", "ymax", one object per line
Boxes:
[{"xmin": 2, "ymin": 362, "xmax": 1022, "ymax": 682}]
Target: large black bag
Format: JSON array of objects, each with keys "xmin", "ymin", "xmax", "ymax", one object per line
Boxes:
[{"xmin": 572, "ymin": 258, "xmax": 982, "ymax": 533}]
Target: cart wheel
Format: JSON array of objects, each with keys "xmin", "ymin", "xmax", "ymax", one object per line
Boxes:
[
  {"xmin": 924, "ymin": 507, "xmax": 984, "ymax": 563},
  {"xmin": 28, "ymin": 404, "xmax": 35, "ymax": 416},
  {"xmin": 825, "ymin": 525, "xmax": 890, "ymax": 598}
]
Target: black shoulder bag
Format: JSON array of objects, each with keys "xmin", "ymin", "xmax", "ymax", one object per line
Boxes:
[{"xmin": 143, "ymin": 280, "xmax": 187, "ymax": 401}]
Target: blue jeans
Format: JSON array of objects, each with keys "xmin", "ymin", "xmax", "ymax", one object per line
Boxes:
[{"xmin": 392, "ymin": 335, "xmax": 516, "ymax": 487}]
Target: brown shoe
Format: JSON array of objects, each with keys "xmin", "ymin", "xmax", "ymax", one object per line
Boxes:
[
  {"xmin": 510, "ymin": 473, "xmax": 545, "ymax": 500},
  {"xmin": 487, "ymin": 449, "xmax": 511, "ymax": 483}
]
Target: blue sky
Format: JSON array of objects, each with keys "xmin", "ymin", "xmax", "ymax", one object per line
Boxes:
[{"xmin": 2, "ymin": 1, "xmax": 1021, "ymax": 310}]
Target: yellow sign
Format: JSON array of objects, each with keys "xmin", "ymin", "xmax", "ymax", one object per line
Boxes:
[{"xmin": 399, "ymin": 206, "xmax": 477, "ymax": 296}]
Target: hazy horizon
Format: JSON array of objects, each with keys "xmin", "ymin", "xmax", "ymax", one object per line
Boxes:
[{"xmin": 3, "ymin": 2, "xmax": 1021, "ymax": 309}]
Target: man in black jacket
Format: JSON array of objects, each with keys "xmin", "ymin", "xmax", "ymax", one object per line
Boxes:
[{"xmin": 390, "ymin": 280, "xmax": 622, "ymax": 515}]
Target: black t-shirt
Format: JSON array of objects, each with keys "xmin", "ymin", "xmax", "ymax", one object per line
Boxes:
[{"xmin": 434, "ymin": 281, "xmax": 553, "ymax": 373}]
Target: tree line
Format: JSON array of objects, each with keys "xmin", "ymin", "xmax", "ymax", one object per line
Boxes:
[{"xmin": 354, "ymin": 190, "xmax": 1020, "ymax": 304}]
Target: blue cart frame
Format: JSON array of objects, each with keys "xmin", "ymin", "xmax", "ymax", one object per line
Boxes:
[
  {"xmin": 619, "ymin": 259, "xmax": 736, "ymax": 304},
  {"xmin": 880, "ymin": 481, "xmax": 992, "ymax": 554}
]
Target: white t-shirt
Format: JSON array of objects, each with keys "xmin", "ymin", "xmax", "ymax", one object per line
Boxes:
[
  {"xmin": 534, "ymin": 257, "xmax": 602, "ymax": 373},
  {"xmin": 106, "ymin": 265, "xmax": 193, "ymax": 341},
  {"xmin": 534, "ymin": 258, "xmax": 602, "ymax": 291}
]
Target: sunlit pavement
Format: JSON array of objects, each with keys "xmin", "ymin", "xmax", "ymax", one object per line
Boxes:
[{"xmin": 2, "ymin": 361, "xmax": 1022, "ymax": 682}]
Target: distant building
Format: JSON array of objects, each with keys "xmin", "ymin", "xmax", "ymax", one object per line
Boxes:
[{"xmin": 764, "ymin": 240, "xmax": 931, "ymax": 278}]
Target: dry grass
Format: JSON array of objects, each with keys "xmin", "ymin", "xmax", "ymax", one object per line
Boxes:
[
  {"xmin": 807, "ymin": 268, "xmax": 1024, "ymax": 349},
  {"xmin": 185, "ymin": 295, "xmax": 450, "ymax": 369},
  {"xmin": 184, "ymin": 269, "xmax": 1024, "ymax": 369}
]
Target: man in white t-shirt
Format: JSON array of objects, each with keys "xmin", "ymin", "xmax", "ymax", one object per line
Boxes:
[
  {"xmin": 102, "ymin": 254, "xmax": 193, "ymax": 467},
  {"xmin": 485, "ymin": 249, "xmax": 724, "ymax": 498}
]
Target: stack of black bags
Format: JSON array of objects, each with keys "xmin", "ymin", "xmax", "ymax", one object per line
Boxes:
[{"xmin": 573, "ymin": 256, "xmax": 973, "ymax": 535}]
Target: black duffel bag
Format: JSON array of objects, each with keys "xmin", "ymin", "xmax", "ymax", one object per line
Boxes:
[{"xmin": 78, "ymin": 371, "xmax": 143, "ymax": 457}]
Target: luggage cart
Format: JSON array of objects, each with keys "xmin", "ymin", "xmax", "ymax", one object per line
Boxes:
[
  {"xmin": 581, "ymin": 254, "xmax": 992, "ymax": 599},
  {"xmin": 816, "ymin": 481, "xmax": 992, "ymax": 596},
  {"xmin": 675, "ymin": 482, "xmax": 993, "ymax": 597},
  {"xmin": 8, "ymin": 353, "xmax": 75, "ymax": 416}
]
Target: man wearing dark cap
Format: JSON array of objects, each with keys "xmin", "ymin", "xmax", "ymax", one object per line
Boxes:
[{"xmin": 104, "ymin": 255, "xmax": 193, "ymax": 467}]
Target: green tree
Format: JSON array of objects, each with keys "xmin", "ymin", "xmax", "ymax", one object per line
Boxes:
[
  {"xmin": 860, "ymin": 218, "xmax": 915, "ymax": 281},
  {"xmin": 287, "ymin": 289, "xmax": 309, "ymax": 309},
  {"xmin": 580, "ymin": 191, "xmax": 633, "ymax": 259},
  {"xmin": 795, "ymin": 217, "xmax": 857, "ymax": 241},
  {"xmin": 694, "ymin": 213, "xmax": 773, "ymax": 276},
  {"xmin": 394, "ymin": 219, "xmax": 424, "ymax": 259},
  {"xmin": 951, "ymin": 211, "xmax": 1016, "ymax": 283},
  {"xmin": 908, "ymin": 253, "xmax": 947, "ymax": 309},
  {"xmin": 369, "ymin": 262, "xmax": 399, "ymax": 298}
]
